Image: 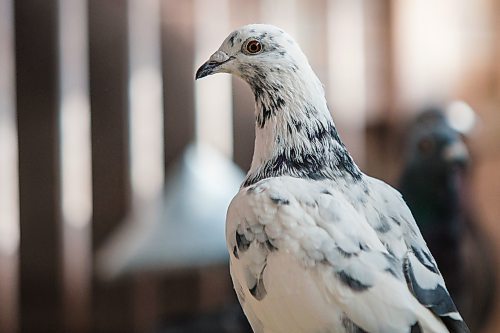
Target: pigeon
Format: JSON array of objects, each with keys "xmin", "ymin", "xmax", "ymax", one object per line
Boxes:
[
  {"xmin": 195, "ymin": 24, "xmax": 470, "ymax": 333},
  {"xmin": 399, "ymin": 109, "xmax": 496, "ymax": 332}
]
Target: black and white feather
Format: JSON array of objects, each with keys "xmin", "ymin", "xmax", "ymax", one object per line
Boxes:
[{"xmin": 196, "ymin": 24, "xmax": 470, "ymax": 333}]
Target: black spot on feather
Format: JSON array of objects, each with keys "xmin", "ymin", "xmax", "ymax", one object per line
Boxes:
[
  {"xmin": 276, "ymin": 96, "xmax": 285, "ymax": 108},
  {"xmin": 337, "ymin": 247, "xmax": 357, "ymax": 258},
  {"xmin": 341, "ymin": 316, "xmax": 368, "ymax": 333},
  {"xmin": 265, "ymin": 239, "xmax": 278, "ymax": 252},
  {"xmin": 269, "ymin": 194, "xmax": 289, "ymax": 205},
  {"xmin": 411, "ymin": 247, "xmax": 438, "ymax": 274},
  {"xmin": 228, "ymin": 32, "xmax": 237, "ymax": 47},
  {"xmin": 382, "ymin": 252, "xmax": 403, "ymax": 279},
  {"xmin": 249, "ymin": 265, "xmax": 267, "ymax": 300},
  {"xmin": 291, "ymin": 118, "xmax": 302, "ymax": 132},
  {"xmin": 257, "ymin": 106, "xmax": 273, "ymax": 128},
  {"xmin": 375, "ymin": 216, "xmax": 391, "ymax": 233},
  {"xmin": 384, "ymin": 267, "xmax": 399, "ymax": 279},
  {"xmin": 336, "ymin": 271, "xmax": 371, "ymax": 291},
  {"xmin": 358, "ymin": 242, "xmax": 369, "ymax": 251},
  {"xmin": 249, "ymin": 281, "xmax": 266, "ymax": 301},
  {"xmin": 410, "ymin": 322, "xmax": 422, "ymax": 333},
  {"xmin": 236, "ymin": 232, "xmax": 251, "ymax": 253},
  {"xmin": 390, "ymin": 216, "xmax": 401, "ymax": 226}
]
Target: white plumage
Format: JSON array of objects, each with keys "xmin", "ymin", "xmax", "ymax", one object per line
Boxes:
[{"xmin": 196, "ymin": 24, "xmax": 469, "ymax": 333}]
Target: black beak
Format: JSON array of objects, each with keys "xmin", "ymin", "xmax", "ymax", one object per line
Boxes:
[
  {"xmin": 195, "ymin": 61, "xmax": 220, "ymax": 80},
  {"xmin": 195, "ymin": 55, "xmax": 234, "ymax": 80}
]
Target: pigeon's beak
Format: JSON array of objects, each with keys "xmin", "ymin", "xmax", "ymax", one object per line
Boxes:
[
  {"xmin": 443, "ymin": 140, "xmax": 469, "ymax": 166},
  {"xmin": 195, "ymin": 61, "xmax": 221, "ymax": 80},
  {"xmin": 195, "ymin": 50, "xmax": 232, "ymax": 80}
]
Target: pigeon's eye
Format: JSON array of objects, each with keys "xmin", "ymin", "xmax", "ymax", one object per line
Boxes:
[
  {"xmin": 245, "ymin": 40, "xmax": 262, "ymax": 54},
  {"xmin": 418, "ymin": 138, "xmax": 435, "ymax": 156}
]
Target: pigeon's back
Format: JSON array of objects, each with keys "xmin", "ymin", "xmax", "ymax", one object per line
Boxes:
[{"xmin": 226, "ymin": 176, "xmax": 467, "ymax": 333}]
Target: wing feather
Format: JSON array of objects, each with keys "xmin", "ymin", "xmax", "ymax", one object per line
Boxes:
[{"xmin": 366, "ymin": 177, "xmax": 470, "ymax": 333}]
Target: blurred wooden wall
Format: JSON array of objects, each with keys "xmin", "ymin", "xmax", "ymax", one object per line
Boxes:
[
  {"xmin": 14, "ymin": 1, "xmax": 62, "ymax": 332},
  {"xmin": 1, "ymin": 0, "xmax": 500, "ymax": 333}
]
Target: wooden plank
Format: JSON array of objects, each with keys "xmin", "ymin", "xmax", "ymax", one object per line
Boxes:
[
  {"xmin": 14, "ymin": 0, "xmax": 62, "ymax": 332},
  {"xmin": 362, "ymin": 0, "xmax": 399, "ymax": 181},
  {"xmin": 495, "ymin": 0, "xmax": 500, "ymax": 100},
  {"xmin": 88, "ymin": 0, "xmax": 131, "ymax": 248},
  {"xmin": 363, "ymin": 0, "xmax": 396, "ymax": 122},
  {"xmin": 156, "ymin": 0, "xmax": 201, "ymax": 322},
  {"xmin": 161, "ymin": 0, "xmax": 196, "ymax": 171},
  {"xmin": 0, "ymin": 254, "xmax": 18, "ymax": 333},
  {"xmin": 88, "ymin": 1, "xmax": 133, "ymax": 332},
  {"xmin": 0, "ymin": 0, "xmax": 19, "ymax": 331},
  {"xmin": 59, "ymin": 1, "xmax": 92, "ymax": 332}
]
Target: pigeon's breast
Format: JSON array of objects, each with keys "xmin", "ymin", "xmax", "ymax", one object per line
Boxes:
[{"xmin": 230, "ymin": 248, "xmax": 345, "ymax": 333}]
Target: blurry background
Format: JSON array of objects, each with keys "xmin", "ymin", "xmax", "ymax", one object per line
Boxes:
[{"xmin": 0, "ymin": 0, "xmax": 499, "ymax": 332}]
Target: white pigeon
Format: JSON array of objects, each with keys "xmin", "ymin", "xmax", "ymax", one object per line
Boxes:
[{"xmin": 195, "ymin": 24, "xmax": 470, "ymax": 333}]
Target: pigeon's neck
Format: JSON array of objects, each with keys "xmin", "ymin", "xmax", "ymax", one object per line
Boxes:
[{"xmin": 243, "ymin": 70, "xmax": 362, "ymax": 187}]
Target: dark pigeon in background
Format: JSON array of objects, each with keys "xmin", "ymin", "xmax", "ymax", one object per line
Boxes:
[{"xmin": 399, "ymin": 108, "xmax": 496, "ymax": 332}]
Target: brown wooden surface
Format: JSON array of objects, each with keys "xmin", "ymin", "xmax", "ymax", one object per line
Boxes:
[
  {"xmin": 161, "ymin": 0, "xmax": 196, "ymax": 172},
  {"xmin": 0, "ymin": 254, "xmax": 18, "ymax": 333},
  {"xmin": 88, "ymin": 1, "xmax": 133, "ymax": 332},
  {"xmin": 0, "ymin": 0, "xmax": 18, "ymax": 332},
  {"xmin": 88, "ymin": 0, "xmax": 131, "ymax": 250},
  {"xmin": 363, "ymin": 0, "xmax": 396, "ymax": 122},
  {"xmin": 14, "ymin": 1, "xmax": 62, "ymax": 331},
  {"xmin": 157, "ymin": 0, "xmax": 205, "ymax": 324}
]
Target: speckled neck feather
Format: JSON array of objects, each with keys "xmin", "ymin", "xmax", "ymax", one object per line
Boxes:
[{"xmin": 241, "ymin": 57, "xmax": 362, "ymax": 187}]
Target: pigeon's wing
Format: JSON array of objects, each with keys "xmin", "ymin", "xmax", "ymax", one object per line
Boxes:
[
  {"xmin": 226, "ymin": 176, "xmax": 449, "ymax": 333},
  {"xmin": 366, "ymin": 177, "xmax": 470, "ymax": 333}
]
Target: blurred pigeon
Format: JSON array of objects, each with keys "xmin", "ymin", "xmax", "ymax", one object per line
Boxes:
[
  {"xmin": 196, "ymin": 24, "xmax": 469, "ymax": 333},
  {"xmin": 399, "ymin": 108, "xmax": 496, "ymax": 331}
]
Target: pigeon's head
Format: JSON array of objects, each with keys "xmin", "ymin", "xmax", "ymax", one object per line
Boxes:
[
  {"xmin": 195, "ymin": 24, "xmax": 312, "ymax": 86},
  {"xmin": 405, "ymin": 108, "xmax": 469, "ymax": 175}
]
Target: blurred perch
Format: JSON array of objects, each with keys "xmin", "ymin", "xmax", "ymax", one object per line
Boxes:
[
  {"xmin": 97, "ymin": 144, "xmax": 244, "ymax": 278},
  {"xmin": 398, "ymin": 105, "xmax": 496, "ymax": 332},
  {"xmin": 96, "ymin": 144, "xmax": 251, "ymax": 332}
]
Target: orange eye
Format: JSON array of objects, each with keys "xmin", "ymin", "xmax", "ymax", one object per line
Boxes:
[
  {"xmin": 418, "ymin": 138, "xmax": 435, "ymax": 156},
  {"xmin": 246, "ymin": 40, "xmax": 262, "ymax": 54}
]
